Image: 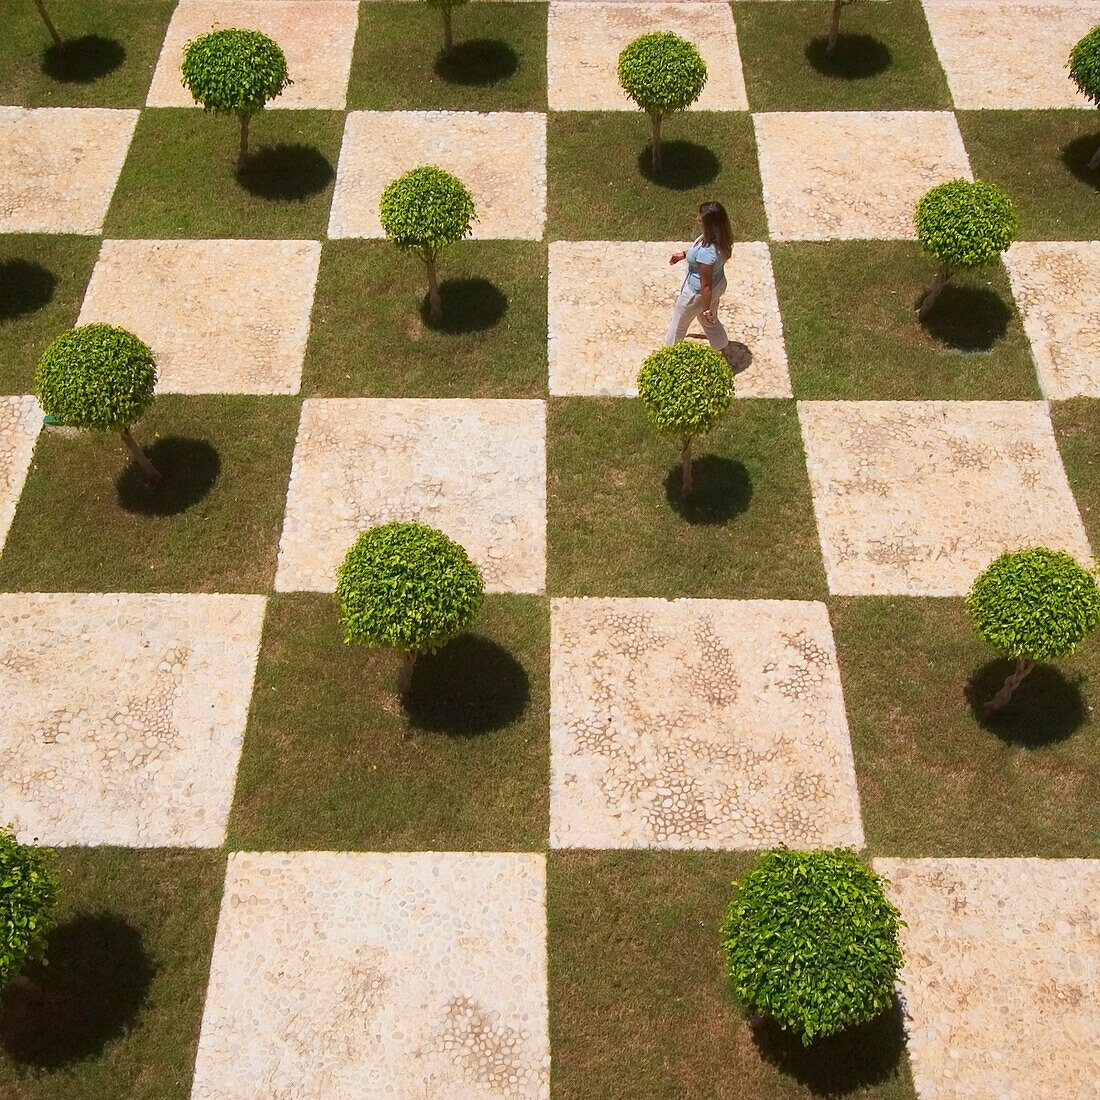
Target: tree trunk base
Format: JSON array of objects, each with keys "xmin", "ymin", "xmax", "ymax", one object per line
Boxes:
[
  {"xmin": 425, "ymin": 254, "xmax": 442, "ymax": 323},
  {"xmin": 983, "ymin": 657, "xmax": 1035, "ymax": 715},
  {"xmin": 35, "ymin": 0, "xmax": 63, "ymax": 49},
  {"xmin": 680, "ymin": 437, "xmax": 694, "ymax": 497},
  {"xmin": 826, "ymin": 0, "xmax": 842, "ymax": 56},
  {"xmin": 1088, "ymin": 140, "xmax": 1100, "ymax": 172},
  {"xmin": 397, "ymin": 648, "xmax": 418, "ymax": 701},
  {"xmin": 120, "ymin": 428, "xmax": 162, "ymax": 484},
  {"xmin": 918, "ymin": 267, "xmax": 951, "ymax": 320},
  {"xmin": 650, "ymin": 115, "xmax": 662, "ymax": 172}
]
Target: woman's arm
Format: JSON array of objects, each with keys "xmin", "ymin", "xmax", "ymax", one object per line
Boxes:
[
  {"xmin": 669, "ymin": 249, "xmax": 687, "ymax": 265},
  {"xmin": 698, "ymin": 263, "xmax": 714, "ymax": 316}
]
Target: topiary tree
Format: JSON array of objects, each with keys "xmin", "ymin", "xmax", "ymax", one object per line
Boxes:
[
  {"xmin": 826, "ymin": 0, "xmax": 858, "ymax": 57},
  {"xmin": 180, "ymin": 29, "xmax": 291, "ymax": 171},
  {"xmin": 35, "ymin": 323, "xmax": 161, "ymax": 483},
  {"xmin": 379, "ymin": 166, "xmax": 475, "ymax": 323},
  {"xmin": 0, "ymin": 828, "xmax": 59, "ymax": 996},
  {"xmin": 423, "ymin": 0, "xmax": 469, "ymax": 56},
  {"xmin": 33, "ymin": 0, "xmax": 63, "ymax": 50},
  {"xmin": 637, "ymin": 342, "xmax": 732, "ymax": 496},
  {"xmin": 1069, "ymin": 26, "xmax": 1100, "ymax": 169},
  {"xmin": 721, "ymin": 847, "xmax": 904, "ymax": 1045},
  {"xmin": 336, "ymin": 521, "xmax": 484, "ymax": 700},
  {"xmin": 618, "ymin": 32, "xmax": 707, "ymax": 171},
  {"xmin": 966, "ymin": 547, "xmax": 1100, "ymax": 714},
  {"xmin": 914, "ymin": 178, "xmax": 1017, "ymax": 320}
]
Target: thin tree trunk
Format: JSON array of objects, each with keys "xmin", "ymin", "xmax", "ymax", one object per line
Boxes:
[
  {"xmin": 827, "ymin": 0, "xmax": 842, "ymax": 56},
  {"xmin": 681, "ymin": 436, "xmax": 694, "ymax": 496},
  {"xmin": 120, "ymin": 428, "xmax": 162, "ymax": 484},
  {"xmin": 397, "ymin": 648, "xmax": 418, "ymax": 700},
  {"xmin": 8, "ymin": 973, "xmax": 43, "ymax": 998},
  {"xmin": 917, "ymin": 266, "xmax": 951, "ymax": 320},
  {"xmin": 1088, "ymin": 137, "xmax": 1100, "ymax": 171},
  {"xmin": 425, "ymin": 254, "xmax": 442, "ymax": 322},
  {"xmin": 237, "ymin": 112, "xmax": 251, "ymax": 172},
  {"xmin": 984, "ymin": 657, "xmax": 1036, "ymax": 714},
  {"xmin": 442, "ymin": 8, "xmax": 453, "ymax": 54},
  {"xmin": 651, "ymin": 114, "xmax": 662, "ymax": 171},
  {"xmin": 34, "ymin": 0, "xmax": 63, "ymax": 50}
]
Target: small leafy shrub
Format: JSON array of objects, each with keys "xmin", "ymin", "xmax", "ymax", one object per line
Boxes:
[
  {"xmin": 721, "ymin": 847, "xmax": 904, "ymax": 1045},
  {"xmin": 423, "ymin": 0, "xmax": 470, "ymax": 56},
  {"xmin": 637, "ymin": 342, "xmax": 732, "ymax": 496},
  {"xmin": 336, "ymin": 521, "xmax": 484, "ymax": 698},
  {"xmin": 1069, "ymin": 26, "xmax": 1100, "ymax": 170},
  {"xmin": 181, "ymin": 29, "xmax": 291, "ymax": 170},
  {"xmin": 617, "ymin": 32, "xmax": 707, "ymax": 170},
  {"xmin": 379, "ymin": 166, "xmax": 475, "ymax": 323},
  {"xmin": 966, "ymin": 547, "xmax": 1100, "ymax": 712},
  {"xmin": 0, "ymin": 827, "xmax": 59, "ymax": 992}
]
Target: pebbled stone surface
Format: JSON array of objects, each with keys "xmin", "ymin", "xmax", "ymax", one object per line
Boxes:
[{"xmin": 0, "ymin": 396, "xmax": 41, "ymax": 559}]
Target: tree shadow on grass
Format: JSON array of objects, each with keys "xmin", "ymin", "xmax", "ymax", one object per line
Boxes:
[
  {"xmin": 236, "ymin": 144, "xmax": 335, "ymax": 201},
  {"xmin": 664, "ymin": 454, "xmax": 752, "ymax": 525},
  {"xmin": 0, "ymin": 260, "xmax": 55, "ymax": 322},
  {"xmin": 116, "ymin": 436, "xmax": 220, "ymax": 516},
  {"xmin": 420, "ymin": 277, "xmax": 508, "ymax": 333},
  {"xmin": 917, "ymin": 284, "xmax": 1011, "ymax": 351},
  {"xmin": 0, "ymin": 913, "xmax": 155, "ymax": 1069},
  {"xmin": 749, "ymin": 997, "xmax": 909, "ymax": 1098},
  {"xmin": 434, "ymin": 39, "xmax": 518, "ymax": 86},
  {"xmin": 41, "ymin": 35, "xmax": 126, "ymax": 83},
  {"xmin": 404, "ymin": 634, "xmax": 529, "ymax": 736},
  {"xmin": 1060, "ymin": 133, "xmax": 1100, "ymax": 189},
  {"xmin": 805, "ymin": 35, "xmax": 892, "ymax": 79},
  {"xmin": 638, "ymin": 141, "xmax": 720, "ymax": 190},
  {"xmin": 965, "ymin": 659, "xmax": 1086, "ymax": 746}
]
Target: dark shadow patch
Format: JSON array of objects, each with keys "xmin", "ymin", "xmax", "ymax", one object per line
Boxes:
[
  {"xmin": 404, "ymin": 634, "xmax": 529, "ymax": 736},
  {"xmin": 434, "ymin": 39, "xmax": 518, "ymax": 86},
  {"xmin": 0, "ymin": 913, "xmax": 155, "ymax": 1069},
  {"xmin": 917, "ymin": 283, "xmax": 1011, "ymax": 351},
  {"xmin": 638, "ymin": 141, "xmax": 721, "ymax": 190},
  {"xmin": 664, "ymin": 454, "xmax": 752, "ymax": 525},
  {"xmin": 41, "ymin": 35, "xmax": 126, "ymax": 84},
  {"xmin": 1060, "ymin": 133, "xmax": 1100, "ymax": 189},
  {"xmin": 965, "ymin": 659, "xmax": 1086, "ymax": 746},
  {"xmin": 420, "ymin": 277, "xmax": 508, "ymax": 333},
  {"xmin": 0, "ymin": 260, "xmax": 56, "ymax": 323},
  {"xmin": 236, "ymin": 144, "xmax": 335, "ymax": 201},
  {"xmin": 805, "ymin": 34, "xmax": 892, "ymax": 79},
  {"xmin": 116, "ymin": 436, "xmax": 221, "ymax": 516}
]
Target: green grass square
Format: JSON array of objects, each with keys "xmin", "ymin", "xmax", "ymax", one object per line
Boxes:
[
  {"xmin": 0, "ymin": 235, "xmax": 101, "ymax": 394},
  {"xmin": 227, "ymin": 593, "xmax": 549, "ymax": 852},
  {"xmin": 547, "ymin": 112, "xmax": 767, "ymax": 241},
  {"xmin": 348, "ymin": 2, "xmax": 547, "ymax": 111},
  {"xmin": 548, "ymin": 850, "xmax": 917, "ymax": 1100},
  {"xmin": 0, "ymin": 395, "xmax": 299, "ymax": 593},
  {"xmin": 0, "ymin": 847, "xmax": 224, "ymax": 1100},
  {"xmin": 547, "ymin": 397, "xmax": 827, "ymax": 599},
  {"xmin": 771, "ymin": 241, "xmax": 1040, "ymax": 400},
  {"xmin": 103, "ymin": 108, "xmax": 343, "ymax": 239},
  {"xmin": 734, "ymin": 0, "xmax": 951, "ymax": 112},
  {"xmin": 1052, "ymin": 398, "xmax": 1100, "ymax": 552},
  {"xmin": 832, "ymin": 595, "xmax": 1100, "ymax": 857},
  {"xmin": 302, "ymin": 240, "xmax": 547, "ymax": 398},
  {"xmin": 0, "ymin": 0, "xmax": 174, "ymax": 107},
  {"xmin": 958, "ymin": 109, "xmax": 1100, "ymax": 240}
]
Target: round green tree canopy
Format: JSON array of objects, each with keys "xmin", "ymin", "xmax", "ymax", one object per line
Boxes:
[
  {"xmin": 637, "ymin": 342, "xmax": 732, "ymax": 437},
  {"xmin": 35, "ymin": 323, "xmax": 156, "ymax": 432},
  {"xmin": 180, "ymin": 28, "xmax": 291, "ymax": 113},
  {"xmin": 915, "ymin": 179, "xmax": 1017, "ymax": 270},
  {"xmin": 1069, "ymin": 25, "xmax": 1100, "ymax": 104},
  {"xmin": 617, "ymin": 32, "xmax": 708, "ymax": 115},
  {"xmin": 336, "ymin": 522, "xmax": 485, "ymax": 652},
  {"xmin": 379, "ymin": 166, "xmax": 475, "ymax": 255},
  {"xmin": 966, "ymin": 547, "xmax": 1100, "ymax": 661},
  {"xmin": 0, "ymin": 828, "xmax": 59, "ymax": 989},
  {"xmin": 720, "ymin": 848, "xmax": 904, "ymax": 1044}
]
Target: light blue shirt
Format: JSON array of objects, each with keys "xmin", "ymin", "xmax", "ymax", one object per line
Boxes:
[{"xmin": 685, "ymin": 239, "xmax": 725, "ymax": 292}]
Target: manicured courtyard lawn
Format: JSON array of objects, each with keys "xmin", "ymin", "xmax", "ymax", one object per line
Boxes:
[
  {"xmin": 735, "ymin": 0, "xmax": 951, "ymax": 112},
  {"xmin": 1053, "ymin": 398, "xmax": 1100, "ymax": 551},
  {"xmin": 0, "ymin": 395, "xmax": 299, "ymax": 593},
  {"xmin": 302, "ymin": 240, "xmax": 547, "ymax": 398},
  {"xmin": 227, "ymin": 593, "xmax": 549, "ymax": 852},
  {"xmin": 772, "ymin": 241, "xmax": 1040, "ymax": 400}
]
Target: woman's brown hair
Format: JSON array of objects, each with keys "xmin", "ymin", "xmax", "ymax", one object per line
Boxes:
[{"xmin": 699, "ymin": 200, "xmax": 733, "ymax": 260}]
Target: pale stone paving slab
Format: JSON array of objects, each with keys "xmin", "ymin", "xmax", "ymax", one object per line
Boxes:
[
  {"xmin": 548, "ymin": 240, "xmax": 790, "ymax": 396},
  {"xmin": 0, "ymin": 107, "xmax": 138, "ymax": 234},
  {"xmin": 753, "ymin": 111, "xmax": 972, "ymax": 240},
  {"xmin": 191, "ymin": 852, "xmax": 550, "ymax": 1100},
  {"xmin": 547, "ymin": 3, "xmax": 748, "ymax": 111},
  {"xmin": 875, "ymin": 858, "xmax": 1100, "ymax": 1100},
  {"xmin": 0, "ymin": 593, "xmax": 266, "ymax": 847},
  {"xmin": 329, "ymin": 111, "xmax": 546, "ymax": 240},
  {"xmin": 550, "ymin": 597, "xmax": 864, "ymax": 849},
  {"xmin": 77, "ymin": 239, "xmax": 321, "ymax": 395},
  {"xmin": 0, "ymin": 397, "xmax": 41, "ymax": 559},
  {"xmin": 1004, "ymin": 241, "xmax": 1100, "ymax": 400},
  {"xmin": 147, "ymin": 0, "xmax": 359, "ymax": 109},
  {"xmin": 275, "ymin": 398, "xmax": 546, "ymax": 593},
  {"xmin": 798, "ymin": 400, "xmax": 1093, "ymax": 596},
  {"xmin": 922, "ymin": 0, "xmax": 1097, "ymax": 109}
]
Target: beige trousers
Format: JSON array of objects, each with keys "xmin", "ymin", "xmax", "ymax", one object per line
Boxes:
[{"xmin": 665, "ymin": 276, "xmax": 729, "ymax": 348}]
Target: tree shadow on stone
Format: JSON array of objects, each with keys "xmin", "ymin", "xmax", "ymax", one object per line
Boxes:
[
  {"xmin": 965, "ymin": 659, "xmax": 1086, "ymax": 746},
  {"xmin": 419, "ymin": 277, "xmax": 508, "ymax": 333},
  {"xmin": 1060, "ymin": 133, "xmax": 1100, "ymax": 189},
  {"xmin": 41, "ymin": 35, "xmax": 126, "ymax": 84},
  {"xmin": 0, "ymin": 260, "xmax": 55, "ymax": 322},
  {"xmin": 434, "ymin": 39, "xmax": 518, "ymax": 86},
  {"xmin": 664, "ymin": 455, "xmax": 752, "ymax": 525},
  {"xmin": 749, "ymin": 997, "xmax": 909, "ymax": 1098},
  {"xmin": 236, "ymin": 144, "xmax": 335, "ymax": 201},
  {"xmin": 404, "ymin": 634, "xmax": 529, "ymax": 736},
  {"xmin": 805, "ymin": 35, "xmax": 892, "ymax": 79},
  {"xmin": 638, "ymin": 141, "xmax": 721, "ymax": 190},
  {"xmin": 917, "ymin": 284, "xmax": 1011, "ymax": 351},
  {"xmin": 0, "ymin": 913, "xmax": 155, "ymax": 1069},
  {"xmin": 116, "ymin": 436, "xmax": 220, "ymax": 516}
]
